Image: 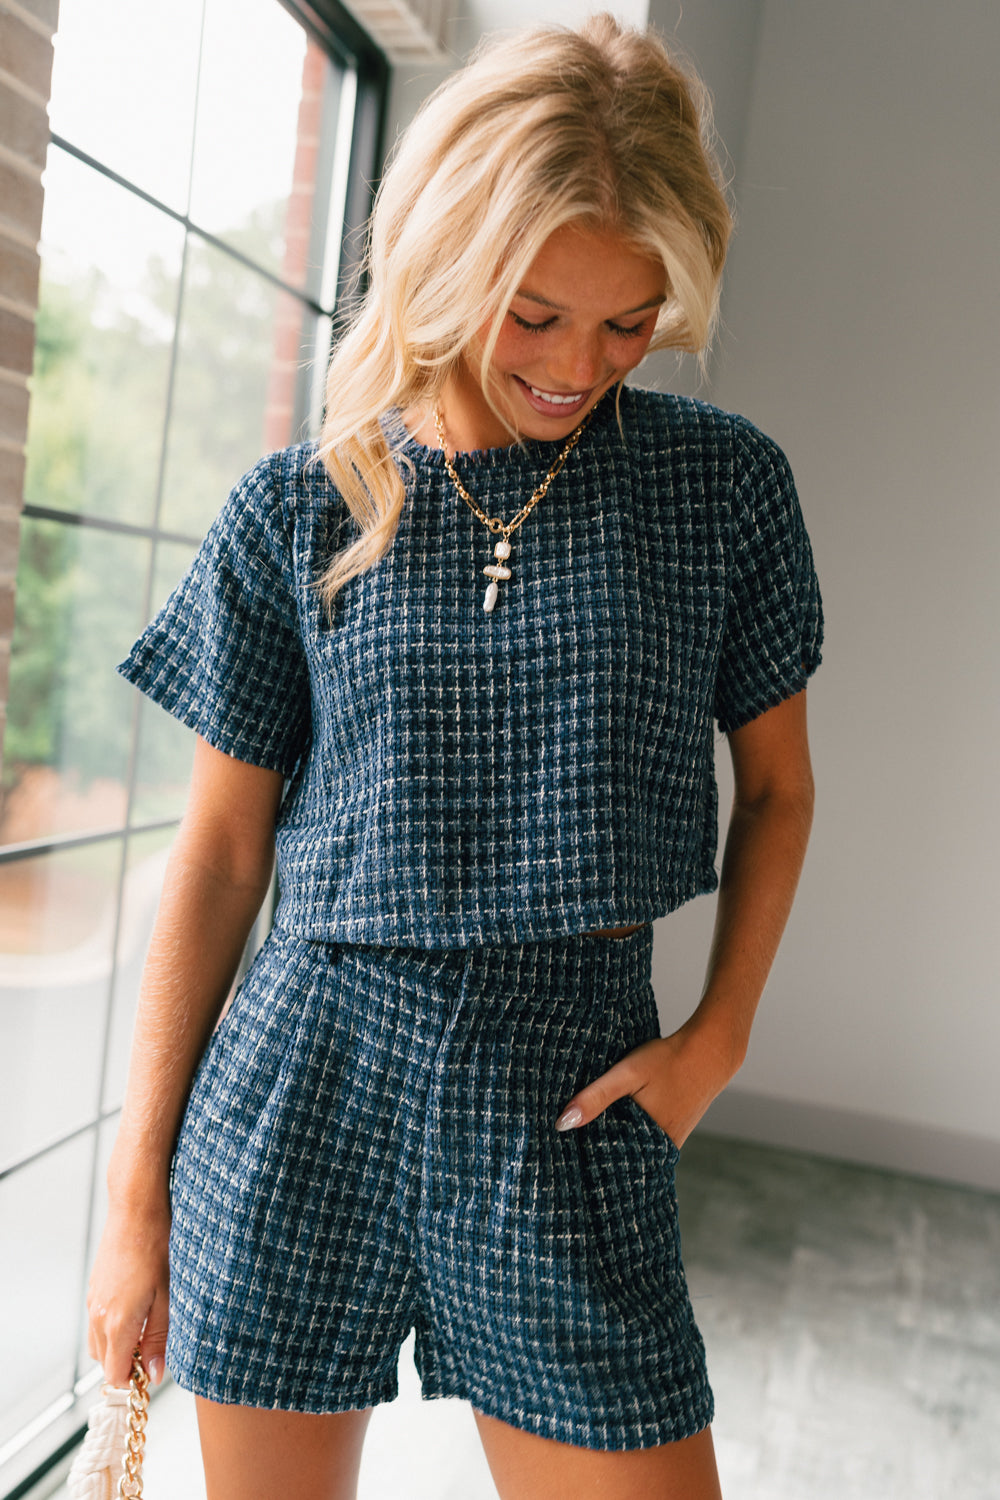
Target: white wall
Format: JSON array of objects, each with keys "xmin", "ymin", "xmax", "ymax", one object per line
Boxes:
[
  {"xmin": 650, "ymin": 0, "xmax": 1000, "ymax": 1189},
  {"xmin": 376, "ymin": 0, "xmax": 1000, "ymax": 1189},
  {"xmin": 456, "ymin": 0, "xmax": 648, "ymax": 46},
  {"xmin": 384, "ymin": 0, "xmax": 649, "ymax": 146},
  {"xmin": 640, "ymin": 0, "xmax": 764, "ymax": 399},
  {"xmin": 647, "ymin": 0, "xmax": 764, "ymax": 222}
]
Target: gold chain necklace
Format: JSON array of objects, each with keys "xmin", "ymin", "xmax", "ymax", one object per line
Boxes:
[{"xmin": 434, "ymin": 406, "xmax": 594, "ymax": 613}]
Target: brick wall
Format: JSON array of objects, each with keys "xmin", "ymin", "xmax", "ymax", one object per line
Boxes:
[
  {"xmin": 263, "ymin": 37, "xmax": 325, "ymax": 453},
  {"xmin": 0, "ymin": 0, "xmax": 58, "ymax": 768}
]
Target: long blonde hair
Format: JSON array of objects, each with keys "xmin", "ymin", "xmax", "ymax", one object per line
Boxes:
[{"xmin": 317, "ymin": 12, "xmax": 732, "ymax": 609}]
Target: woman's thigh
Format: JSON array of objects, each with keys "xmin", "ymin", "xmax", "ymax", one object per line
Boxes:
[
  {"xmin": 195, "ymin": 1398, "xmax": 372, "ymax": 1500},
  {"xmin": 473, "ymin": 1411, "xmax": 723, "ymax": 1500}
]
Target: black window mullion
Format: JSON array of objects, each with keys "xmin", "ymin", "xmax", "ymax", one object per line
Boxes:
[
  {"xmin": 20, "ymin": 504, "xmax": 202, "ymax": 551},
  {"xmin": 280, "ymin": 0, "xmax": 389, "ymax": 86},
  {"xmin": 47, "ymin": 136, "xmax": 335, "ymax": 321},
  {"xmin": 0, "ymin": 818, "xmax": 180, "ymax": 866}
]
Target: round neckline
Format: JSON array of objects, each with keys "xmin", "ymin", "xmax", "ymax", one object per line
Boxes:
[{"xmin": 386, "ymin": 388, "xmax": 620, "ymax": 469}]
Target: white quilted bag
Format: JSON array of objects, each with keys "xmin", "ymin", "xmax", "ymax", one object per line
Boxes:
[{"xmin": 67, "ymin": 1359, "xmax": 149, "ymax": 1500}]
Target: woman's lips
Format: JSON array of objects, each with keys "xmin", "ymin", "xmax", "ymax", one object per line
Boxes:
[{"xmin": 513, "ymin": 375, "xmax": 593, "ymax": 419}]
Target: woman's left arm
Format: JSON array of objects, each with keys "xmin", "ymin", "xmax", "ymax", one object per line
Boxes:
[{"xmin": 556, "ymin": 688, "xmax": 815, "ymax": 1146}]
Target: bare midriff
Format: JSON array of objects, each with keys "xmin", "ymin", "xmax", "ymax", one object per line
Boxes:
[{"xmin": 584, "ymin": 923, "xmax": 648, "ymax": 940}]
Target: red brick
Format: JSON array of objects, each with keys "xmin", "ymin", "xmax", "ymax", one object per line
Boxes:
[
  {"xmin": 0, "ymin": 157, "xmax": 44, "ymax": 243},
  {"xmin": 0, "ymin": 78, "xmax": 49, "ymax": 171},
  {"xmin": 10, "ymin": 0, "xmax": 60, "ymax": 36},
  {"xmin": 283, "ymin": 191, "xmax": 313, "ymax": 239},
  {"xmin": 0, "ymin": 578, "xmax": 15, "ymax": 635},
  {"xmin": 0, "ymin": 10, "xmax": 54, "ymax": 97},
  {"xmin": 264, "ymin": 408, "xmax": 294, "ymax": 450},
  {"xmin": 302, "ymin": 41, "xmax": 325, "ymax": 91},
  {"xmin": 0, "ymin": 233, "xmax": 39, "ymax": 308},
  {"xmin": 0, "ymin": 441, "xmax": 27, "ymax": 499},
  {"xmin": 291, "ymin": 141, "xmax": 319, "ymax": 183},
  {"xmin": 0, "ymin": 306, "xmax": 35, "ymax": 375},
  {"xmin": 0, "ymin": 378, "xmax": 29, "ymax": 444},
  {"xmin": 0, "ymin": 511, "xmax": 24, "ymax": 574},
  {"xmin": 0, "ymin": 446, "xmax": 27, "ymax": 508},
  {"xmin": 274, "ymin": 321, "xmax": 301, "ymax": 360}
]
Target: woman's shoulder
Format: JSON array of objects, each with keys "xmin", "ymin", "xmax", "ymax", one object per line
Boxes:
[
  {"xmin": 622, "ymin": 386, "xmax": 778, "ymax": 448},
  {"xmin": 621, "ymin": 387, "xmax": 794, "ymax": 487},
  {"xmin": 240, "ymin": 439, "xmax": 336, "ymax": 502},
  {"xmin": 218, "ymin": 440, "xmax": 347, "ymax": 536}
]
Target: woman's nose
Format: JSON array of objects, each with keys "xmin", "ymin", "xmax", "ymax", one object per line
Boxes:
[{"xmin": 550, "ymin": 333, "xmax": 604, "ymax": 390}]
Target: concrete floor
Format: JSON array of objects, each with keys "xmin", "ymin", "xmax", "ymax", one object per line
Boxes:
[
  {"xmin": 45, "ymin": 1135, "xmax": 1000, "ymax": 1499},
  {"xmin": 677, "ymin": 1136, "xmax": 1000, "ymax": 1500}
]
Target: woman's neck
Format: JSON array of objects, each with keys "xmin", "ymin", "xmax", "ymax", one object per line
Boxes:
[{"xmin": 406, "ymin": 365, "xmax": 518, "ymax": 457}]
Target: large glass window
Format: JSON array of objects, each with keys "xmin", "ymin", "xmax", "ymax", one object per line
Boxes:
[{"xmin": 0, "ymin": 3, "xmax": 385, "ymax": 1492}]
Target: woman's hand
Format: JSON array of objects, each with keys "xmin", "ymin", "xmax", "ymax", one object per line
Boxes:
[
  {"xmin": 87, "ymin": 1195, "xmax": 171, "ymax": 1390},
  {"xmin": 554, "ymin": 1019, "xmax": 743, "ymax": 1149}
]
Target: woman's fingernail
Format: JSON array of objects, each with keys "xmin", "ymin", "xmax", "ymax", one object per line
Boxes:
[
  {"xmin": 555, "ymin": 1106, "xmax": 584, "ymax": 1132},
  {"xmin": 149, "ymin": 1358, "xmax": 164, "ymax": 1386}
]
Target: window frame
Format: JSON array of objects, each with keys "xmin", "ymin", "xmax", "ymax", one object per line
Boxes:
[{"xmin": 0, "ymin": 4, "xmax": 387, "ymax": 1494}]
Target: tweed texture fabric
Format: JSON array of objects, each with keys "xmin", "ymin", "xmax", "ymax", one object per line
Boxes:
[
  {"xmin": 167, "ymin": 922, "xmax": 713, "ymax": 1447},
  {"xmin": 119, "ymin": 387, "xmax": 822, "ymax": 946}
]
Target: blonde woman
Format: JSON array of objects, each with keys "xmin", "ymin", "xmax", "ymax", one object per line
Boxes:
[{"xmin": 87, "ymin": 15, "xmax": 821, "ymax": 1499}]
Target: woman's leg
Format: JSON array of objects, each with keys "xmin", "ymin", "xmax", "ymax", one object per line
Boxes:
[
  {"xmin": 195, "ymin": 1398, "xmax": 372, "ymax": 1500},
  {"xmin": 473, "ymin": 1411, "xmax": 723, "ymax": 1500}
]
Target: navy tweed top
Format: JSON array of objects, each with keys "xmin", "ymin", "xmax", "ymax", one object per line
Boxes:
[{"xmin": 119, "ymin": 387, "xmax": 822, "ymax": 946}]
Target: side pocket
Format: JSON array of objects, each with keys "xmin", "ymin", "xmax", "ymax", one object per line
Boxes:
[
  {"xmin": 623, "ymin": 1094, "xmax": 681, "ymax": 1167},
  {"xmin": 575, "ymin": 1095, "xmax": 682, "ymax": 1289}
]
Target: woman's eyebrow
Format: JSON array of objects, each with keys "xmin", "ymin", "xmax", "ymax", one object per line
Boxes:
[{"xmin": 515, "ymin": 289, "xmax": 667, "ymax": 315}]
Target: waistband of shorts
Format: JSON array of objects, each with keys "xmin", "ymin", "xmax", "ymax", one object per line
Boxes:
[
  {"xmin": 270, "ymin": 920, "xmax": 654, "ymax": 991},
  {"xmin": 470, "ymin": 923, "xmax": 655, "ymax": 986}
]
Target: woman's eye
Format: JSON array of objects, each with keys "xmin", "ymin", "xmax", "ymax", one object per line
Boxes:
[
  {"xmin": 508, "ymin": 310, "xmax": 650, "ymax": 338},
  {"xmin": 509, "ymin": 311, "xmax": 556, "ymax": 334}
]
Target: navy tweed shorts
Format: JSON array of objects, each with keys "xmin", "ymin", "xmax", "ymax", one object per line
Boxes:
[{"xmin": 166, "ymin": 923, "xmax": 714, "ymax": 1450}]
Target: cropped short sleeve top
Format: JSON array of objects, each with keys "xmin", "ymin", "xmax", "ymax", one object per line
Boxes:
[{"xmin": 119, "ymin": 387, "xmax": 823, "ymax": 946}]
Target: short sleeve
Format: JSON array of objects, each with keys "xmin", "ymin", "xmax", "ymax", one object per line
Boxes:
[
  {"xmin": 118, "ymin": 455, "xmax": 311, "ymax": 774},
  {"xmin": 714, "ymin": 419, "xmax": 823, "ymax": 734}
]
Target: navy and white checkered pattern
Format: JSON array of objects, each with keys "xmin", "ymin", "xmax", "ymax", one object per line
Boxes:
[
  {"xmin": 168, "ymin": 923, "xmax": 714, "ymax": 1448},
  {"xmin": 118, "ymin": 387, "xmax": 822, "ymax": 948}
]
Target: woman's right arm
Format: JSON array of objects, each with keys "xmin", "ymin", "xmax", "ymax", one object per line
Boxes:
[{"xmin": 87, "ymin": 736, "xmax": 286, "ymax": 1388}]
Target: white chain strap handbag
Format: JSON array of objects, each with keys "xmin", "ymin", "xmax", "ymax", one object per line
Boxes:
[{"xmin": 67, "ymin": 1350, "xmax": 150, "ymax": 1500}]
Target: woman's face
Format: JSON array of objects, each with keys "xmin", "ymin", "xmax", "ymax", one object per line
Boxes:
[{"xmin": 444, "ymin": 224, "xmax": 667, "ymax": 450}]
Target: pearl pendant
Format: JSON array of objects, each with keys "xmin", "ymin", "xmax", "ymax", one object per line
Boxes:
[{"xmin": 482, "ymin": 537, "xmax": 513, "ymax": 614}]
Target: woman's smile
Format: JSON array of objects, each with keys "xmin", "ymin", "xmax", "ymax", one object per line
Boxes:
[{"xmin": 513, "ymin": 375, "xmax": 594, "ymax": 418}]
